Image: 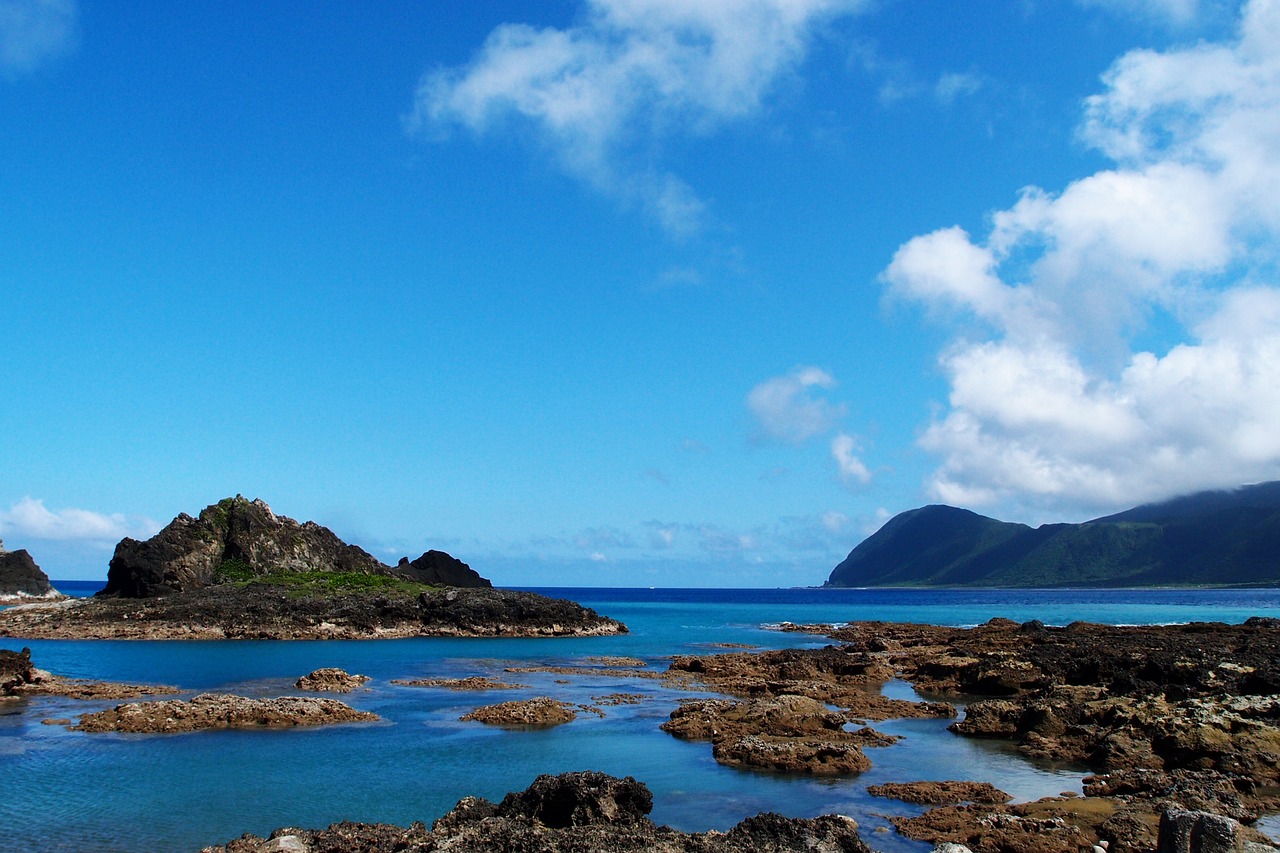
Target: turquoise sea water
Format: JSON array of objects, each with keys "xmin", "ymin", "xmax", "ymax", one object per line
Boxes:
[{"xmin": 3, "ymin": 585, "xmax": 1280, "ymax": 852}]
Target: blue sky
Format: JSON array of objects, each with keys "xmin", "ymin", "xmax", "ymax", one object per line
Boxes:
[{"xmin": 3, "ymin": 0, "xmax": 1279, "ymax": 586}]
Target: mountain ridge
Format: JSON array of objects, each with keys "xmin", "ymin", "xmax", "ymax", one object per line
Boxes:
[{"xmin": 827, "ymin": 482, "xmax": 1280, "ymax": 588}]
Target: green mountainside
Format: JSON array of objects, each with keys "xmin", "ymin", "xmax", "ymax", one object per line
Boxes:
[{"xmin": 826, "ymin": 482, "xmax": 1280, "ymax": 588}]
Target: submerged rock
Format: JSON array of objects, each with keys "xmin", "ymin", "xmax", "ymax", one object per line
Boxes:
[{"xmin": 202, "ymin": 771, "xmax": 874, "ymax": 852}]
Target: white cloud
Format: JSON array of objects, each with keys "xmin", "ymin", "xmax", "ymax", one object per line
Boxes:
[
  {"xmin": 935, "ymin": 71, "xmax": 984, "ymax": 104},
  {"xmin": 747, "ymin": 366, "xmax": 845, "ymax": 444},
  {"xmin": 0, "ymin": 497, "xmax": 158, "ymax": 542},
  {"xmin": 889, "ymin": 0, "xmax": 1280, "ymax": 518},
  {"xmin": 831, "ymin": 432, "xmax": 872, "ymax": 485},
  {"xmin": 413, "ymin": 0, "xmax": 868, "ymax": 234},
  {"xmin": 0, "ymin": 0, "xmax": 76, "ymax": 75}
]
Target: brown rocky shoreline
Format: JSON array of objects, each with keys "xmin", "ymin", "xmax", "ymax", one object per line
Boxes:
[{"xmin": 661, "ymin": 618, "xmax": 1280, "ymax": 852}]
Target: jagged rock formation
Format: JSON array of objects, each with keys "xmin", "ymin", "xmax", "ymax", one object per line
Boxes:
[
  {"xmin": 202, "ymin": 771, "xmax": 874, "ymax": 853},
  {"xmin": 828, "ymin": 481, "xmax": 1280, "ymax": 587},
  {"xmin": 0, "ymin": 541, "xmax": 62, "ymax": 602},
  {"xmin": 391, "ymin": 550, "xmax": 490, "ymax": 588},
  {"xmin": 101, "ymin": 496, "xmax": 390, "ymax": 597}
]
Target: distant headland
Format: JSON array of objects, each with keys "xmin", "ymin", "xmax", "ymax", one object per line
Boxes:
[{"xmin": 828, "ymin": 481, "xmax": 1280, "ymax": 588}]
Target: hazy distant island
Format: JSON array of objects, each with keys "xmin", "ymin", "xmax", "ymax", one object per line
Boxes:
[
  {"xmin": 828, "ymin": 482, "xmax": 1280, "ymax": 588},
  {"xmin": 0, "ymin": 496, "xmax": 625, "ymax": 639}
]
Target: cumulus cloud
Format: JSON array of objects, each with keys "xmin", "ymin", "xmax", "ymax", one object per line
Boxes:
[
  {"xmin": 888, "ymin": 0, "xmax": 1280, "ymax": 517},
  {"xmin": 831, "ymin": 432, "xmax": 872, "ymax": 485},
  {"xmin": 747, "ymin": 366, "xmax": 845, "ymax": 444},
  {"xmin": 0, "ymin": 497, "xmax": 158, "ymax": 542},
  {"xmin": 412, "ymin": 0, "xmax": 868, "ymax": 235},
  {"xmin": 0, "ymin": 0, "xmax": 75, "ymax": 75}
]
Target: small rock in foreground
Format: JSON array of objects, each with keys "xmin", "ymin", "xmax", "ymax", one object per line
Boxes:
[{"xmin": 202, "ymin": 770, "xmax": 873, "ymax": 852}]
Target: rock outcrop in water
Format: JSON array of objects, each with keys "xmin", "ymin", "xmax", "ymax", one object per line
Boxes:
[
  {"xmin": 0, "ymin": 541, "xmax": 63, "ymax": 603},
  {"xmin": 203, "ymin": 770, "xmax": 874, "ymax": 852},
  {"xmin": 0, "ymin": 583, "xmax": 627, "ymax": 639},
  {"xmin": 0, "ymin": 496, "xmax": 625, "ymax": 639},
  {"xmin": 72, "ymin": 692, "xmax": 379, "ymax": 733},
  {"xmin": 682, "ymin": 619, "xmax": 1280, "ymax": 852}
]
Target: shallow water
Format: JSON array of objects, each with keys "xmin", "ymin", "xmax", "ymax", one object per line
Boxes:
[{"xmin": 2, "ymin": 585, "xmax": 1278, "ymax": 852}]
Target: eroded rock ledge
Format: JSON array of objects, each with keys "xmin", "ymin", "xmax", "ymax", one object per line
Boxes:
[
  {"xmin": 670, "ymin": 618, "xmax": 1280, "ymax": 852},
  {"xmin": 72, "ymin": 693, "xmax": 379, "ymax": 733},
  {"xmin": 0, "ymin": 584, "xmax": 626, "ymax": 640},
  {"xmin": 201, "ymin": 770, "xmax": 873, "ymax": 853}
]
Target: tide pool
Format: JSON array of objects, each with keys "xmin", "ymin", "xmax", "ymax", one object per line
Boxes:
[{"xmin": 3, "ymin": 586, "xmax": 1279, "ymax": 852}]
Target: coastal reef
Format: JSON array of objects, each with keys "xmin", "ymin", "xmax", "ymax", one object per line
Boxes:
[
  {"xmin": 72, "ymin": 692, "xmax": 380, "ymax": 733},
  {"xmin": 0, "ymin": 497, "xmax": 625, "ymax": 639},
  {"xmin": 0, "ymin": 540, "xmax": 64, "ymax": 603},
  {"xmin": 0, "ymin": 583, "xmax": 626, "ymax": 639},
  {"xmin": 667, "ymin": 618, "xmax": 1280, "ymax": 852},
  {"xmin": 202, "ymin": 770, "xmax": 873, "ymax": 852}
]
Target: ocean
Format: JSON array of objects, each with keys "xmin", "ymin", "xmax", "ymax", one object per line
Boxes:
[{"xmin": 4, "ymin": 585, "xmax": 1280, "ymax": 852}]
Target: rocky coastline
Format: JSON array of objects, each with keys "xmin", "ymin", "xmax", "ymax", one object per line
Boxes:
[
  {"xmin": 662, "ymin": 618, "xmax": 1280, "ymax": 852},
  {"xmin": 0, "ymin": 580, "xmax": 625, "ymax": 640},
  {"xmin": 0, "ymin": 497, "xmax": 625, "ymax": 640},
  {"xmin": 72, "ymin": 693, "xmax": 380, "ymax": 733},
  {"xmin": 202, "ymin": 770, "xmax": 874, "ymax": 853}
]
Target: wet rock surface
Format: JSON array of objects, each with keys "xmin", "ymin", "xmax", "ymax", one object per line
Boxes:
[
  {"xmin": 202, "ymin": 771, "xmax": 874, "ymax": 852},
  {"xmin": 294, "ymin": 668, "xmax": 370, "ymax": 693},
  {"xmin": 662, "ymin": 694, "xmax": 898, "ymax": 775},
  {"xmin": 666, "ymin": 618, "xmax": 1280, "ymax": 852},
  {"xmin": 390, "ymin": 675, "xmax": 527, "ymax": 690},
  {"xmin": 72, "ymin": 692, "xmax": 380, "ymax": 733},
  {"xmin": 0, "ymin": 583, "xmax": 627, "ymax": 639},
  {"xmin": 867, "ymin": 781, "xmax": 1012, "ymax": 805},
  {"xmin": 460, "ymin": 696, "xmax": 597, "ymax": 727}
]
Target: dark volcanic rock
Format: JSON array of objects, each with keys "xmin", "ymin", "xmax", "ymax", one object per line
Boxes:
[
  {"xmin": 3, "ymin": 647, "xmax": 177, "ymax": 700},
  {"xmin": 102, "ymin": 496, "xmax": 388, "ymax": 597},
  {"xmin": 0, "ymin": 582, "xmax": 627, "ymax": 639},
  {"xmin": 0, "ymin": 647, "xmax": 38, "ymax": 694},
  {"xmin": 392, "ymin": 550, "xmax": 491, "ymax": 588},
  {"xmin": 0, "ymin": 542, "xmax": 60, "ymax": 600},
  {"xmin": 203, "ymin": 771, "xmax": 873, "ymax": 852}
]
